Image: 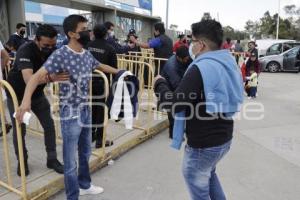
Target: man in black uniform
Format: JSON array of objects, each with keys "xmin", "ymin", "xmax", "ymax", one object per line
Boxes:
[
  {"xmin": 87, "ymin": 24, "xmax": 117, "ymax": 148},
  {"xmin": 7, "ymin": 24, "xmax": 67, "ymax": 176},
  {"xmin": 7, "ymin": 23, "xmax": 27, "ymax": 51}
]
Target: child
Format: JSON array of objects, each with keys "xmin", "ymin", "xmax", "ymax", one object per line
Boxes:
[
  {"xmin": 247, "ymin": 70, "xmax": 258, "ymax": 99},
  {"xmin": 16, "ymin": 15, "xmax": 119, "ymax": 200}
]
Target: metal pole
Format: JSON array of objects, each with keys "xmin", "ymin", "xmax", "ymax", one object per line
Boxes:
[
  {"xmin": 166, "ymin": 0, "xmax": 169, "ymax": 29},
  {"xmin": 276, "ymin": 0, "xmax": 281, "ymax": 40}
]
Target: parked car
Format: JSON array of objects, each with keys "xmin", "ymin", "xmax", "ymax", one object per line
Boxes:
[
  {"xmin": 256, "ymin": 39, "xmax": 297, "ymax": 57},
  {"xmin": 265, "ymin": 42, "xmax": 300, "ymax": 56},
  {"xmin": 259, "ymin": 46, "xmax": 300, "ymax": 73}
]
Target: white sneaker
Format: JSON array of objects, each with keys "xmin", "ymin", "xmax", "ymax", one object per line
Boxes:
[
  {"xmin": 79, "ymin": 185, "xmax": 104, "ymax": 196},
  {"xmin": 247, "ymin": 97, "xmax": 252, "ymax": 100}
]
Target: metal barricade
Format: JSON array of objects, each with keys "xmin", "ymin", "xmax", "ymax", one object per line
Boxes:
[
  {"xmin": 128, "ymin": 50, "xmax": 154, "ymax": 58},
  {"xmin": 90, "ymin": 70, "xmax": 109, "ymax": 157},
  {"xmin": 0, "ymin": 80, "xmax": 28, "ymax": 200},
  {"xmin": 117, "ymin": 58, "xmax": 155, "ymax": 133},
  {"xmin": 117, "ymin": 54, "xmax": 167, "ymax": 88}
]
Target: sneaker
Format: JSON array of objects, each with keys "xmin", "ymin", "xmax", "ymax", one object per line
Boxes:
[
  {"xmin": 17, "ymin": 160, "xmax": 30, "ymax": 177},
  {"xmin": 47, "ymin": 159, "xmax": 64, "ymax": 174},
  {"xmin": 247, "ymin": 97, "xmax": 252, "ymax": 100},
  {"xmin": 80, "ymin": 185, "xmax": 104, "ymax": 196}
]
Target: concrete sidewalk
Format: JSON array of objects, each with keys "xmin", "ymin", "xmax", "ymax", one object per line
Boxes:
[{"xmin": 51, "ymin": 73, "xmax": 300, "ymax": 200}]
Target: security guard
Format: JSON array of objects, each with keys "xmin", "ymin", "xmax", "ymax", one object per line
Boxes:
[
  {"xmin": 6, "ymin": 24, "xmax": 67, "ymax": 176},
  {"xmin": 87, "ymin": 24, "xmax": 116, "ymax": 148}
]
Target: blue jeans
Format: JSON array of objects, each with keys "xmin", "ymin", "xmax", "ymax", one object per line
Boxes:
[
  {"xmin": 182, "ymin": 140, "xmax": 231, "ymax": 200},
  {"xmin": 249, "ymin": 87, "xmax": 257, "ymax": 97},
  {"xmin": 60, "ymin": 105, "xmax": 92, "ymax": 200}
]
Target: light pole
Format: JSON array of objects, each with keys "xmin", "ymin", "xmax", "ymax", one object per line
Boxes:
[
  {"xmin": 276, "ymin": 0, "xmax": 281, "ymax": 40},
  {"xmin": 166, "ymin": 0, "xmax": 169, "ymax": 29}
]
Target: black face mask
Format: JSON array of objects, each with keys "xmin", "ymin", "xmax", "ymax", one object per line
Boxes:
[
  {"xmin": 20, "ymin": 30, "xmax": 25, "ymax": 37},
  {"xmin": 41, "ymin": 47, "xmax": 56, "ymax": 59},
  {"xmin": 77, "ymin": 31, "xmax": 91, "ymax": 46}
]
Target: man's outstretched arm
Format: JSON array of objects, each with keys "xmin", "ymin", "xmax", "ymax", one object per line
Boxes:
[{"xmin": 96, "ymin": 64, "xmax": 119, "ymax": 75}]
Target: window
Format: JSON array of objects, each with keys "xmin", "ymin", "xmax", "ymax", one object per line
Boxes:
[
  {"xmin": 116, "ymin": 16, "xmax": 142, "ymax": 42},
  {"xmin": 287, "ymin": 47, "xmax": 300, "ymax": 56},
  {"xmin": 269, "ymin": 44, "xmax": 282, "ymax": 53}
]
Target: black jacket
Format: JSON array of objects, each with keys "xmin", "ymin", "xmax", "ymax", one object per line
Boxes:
[
  {"xmin": 107, "ymin": 70, "xmax": 140, "ymax": 118},
  {"xmin": 8, "ymin": 34, "xmax": 27, "ymax": 51},
  {"xmin": 87, "ymin": 39, "xmax": 117, "ymax": 69},
  {"xmin": 161, "ymin": 55, "xmax": 188, "ymax": 91}
]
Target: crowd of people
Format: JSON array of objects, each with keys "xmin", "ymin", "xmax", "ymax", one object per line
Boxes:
[{"xmin": 0, "ymin": 15, "xmax": 262, "ymax": 200}]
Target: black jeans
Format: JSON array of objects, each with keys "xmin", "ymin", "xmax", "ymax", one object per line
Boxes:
[
  {"xmin": 167, "ymin": 112, "xmax": 174, "ymax": 139},
  {"xmin": 7, "ymin": 95, "xmax": 57, "ymax": 161},
  {"xmin": 91, "ymin": 78, "xmax": 105, "ymax": 144}
]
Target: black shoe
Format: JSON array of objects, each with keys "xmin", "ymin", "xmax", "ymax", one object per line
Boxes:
[
  {"xmin": 0, "ymin": 124, "xmax": 12, "ymax": 137},
  {"xmin": 47, "ymin": 159, "xmax": 64, "ymax": 174},
  {"xmin": 6, "ymin": 124, "xmax": 12, "ymax": 133},
  {"xmin": 17, "ymin": 160, "xmax": 30, "ymax": 177},
  {"xmin": 95, "ymin": 140, "xmax": 114, "ymax": 149}
]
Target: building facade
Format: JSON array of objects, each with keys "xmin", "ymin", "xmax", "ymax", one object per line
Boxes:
[{"xmin": 0, "ymin": 0, "xmax": 160, "ymax": 44}]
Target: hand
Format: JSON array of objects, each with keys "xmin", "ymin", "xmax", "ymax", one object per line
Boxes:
[
  {"xmin": 129, "ymin": 35, "xmax": 137, "ymax": 43},
  {"xmin": 49, "ymin": 72, "xmax": 70, "ymax": 82},
  {"xmin": 128, "ymin": 42, "xmax": 135, "ymax": 49},
  {"xmin": 15, "ymin": 101, "xmax": 31, "ymax": 123},
  {"xmin": 154, "ymin": 75, "xmax": 164, "ymax": 85}
]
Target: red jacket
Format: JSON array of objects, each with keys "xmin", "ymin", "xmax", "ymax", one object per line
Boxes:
[{"xmin": 222, "ymin": 42, "xmax": 233, "ymax": 50}]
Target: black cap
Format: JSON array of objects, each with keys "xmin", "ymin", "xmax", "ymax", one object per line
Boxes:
[
  {"xmin": 129, "ymin": 29, "xmax": 136, "ymax": 34},
  {"xmin": 128, "ymin": 29, "xmax": 138, "ymax": 38}
]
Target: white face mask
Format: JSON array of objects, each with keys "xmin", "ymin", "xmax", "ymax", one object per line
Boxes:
[
  {"xmin": 110, "ymin": 31, "xmax": 115, "ymax": 37},
  {"xmin": 189, "ymin": 43, "xmax": 196, "ymax": 60}
]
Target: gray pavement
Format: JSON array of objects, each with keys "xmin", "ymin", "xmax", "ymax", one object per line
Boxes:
[{"xmin": 36, "ymin": 72, "xmax": 300, "ymax": 199}]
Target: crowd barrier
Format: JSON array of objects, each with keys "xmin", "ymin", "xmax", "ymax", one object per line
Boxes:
[
  {"xmin": 0, "ymin": 58, "xmax": 164, "ymax": 198},
  {"xmin": 0, "ymin": 80, "xmax": 28, "ymax": 199}
]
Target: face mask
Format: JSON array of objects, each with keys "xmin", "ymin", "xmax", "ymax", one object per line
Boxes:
[
  {"xmin": 189, "ymin": 43, "xmax": 196, "ymax": 60},
  {"xmin": 77, "ymin": 31, "xmax": 91, "ymax": 46},
  {"xmin": 20, "ymin": 30, "xmax": 25, "ymax": 36},
  {"xmin": 109, "ymin": 31, "xmax": 115, "ymax": 37},
  {"xmin": 41, "ymin": 47, "xmax": 56, "ymax": 59}
]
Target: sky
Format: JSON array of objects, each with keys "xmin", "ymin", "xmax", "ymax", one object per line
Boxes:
[{"xmin": 152, "ymin": 0, "xmax": 300, "ymax": 31}]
